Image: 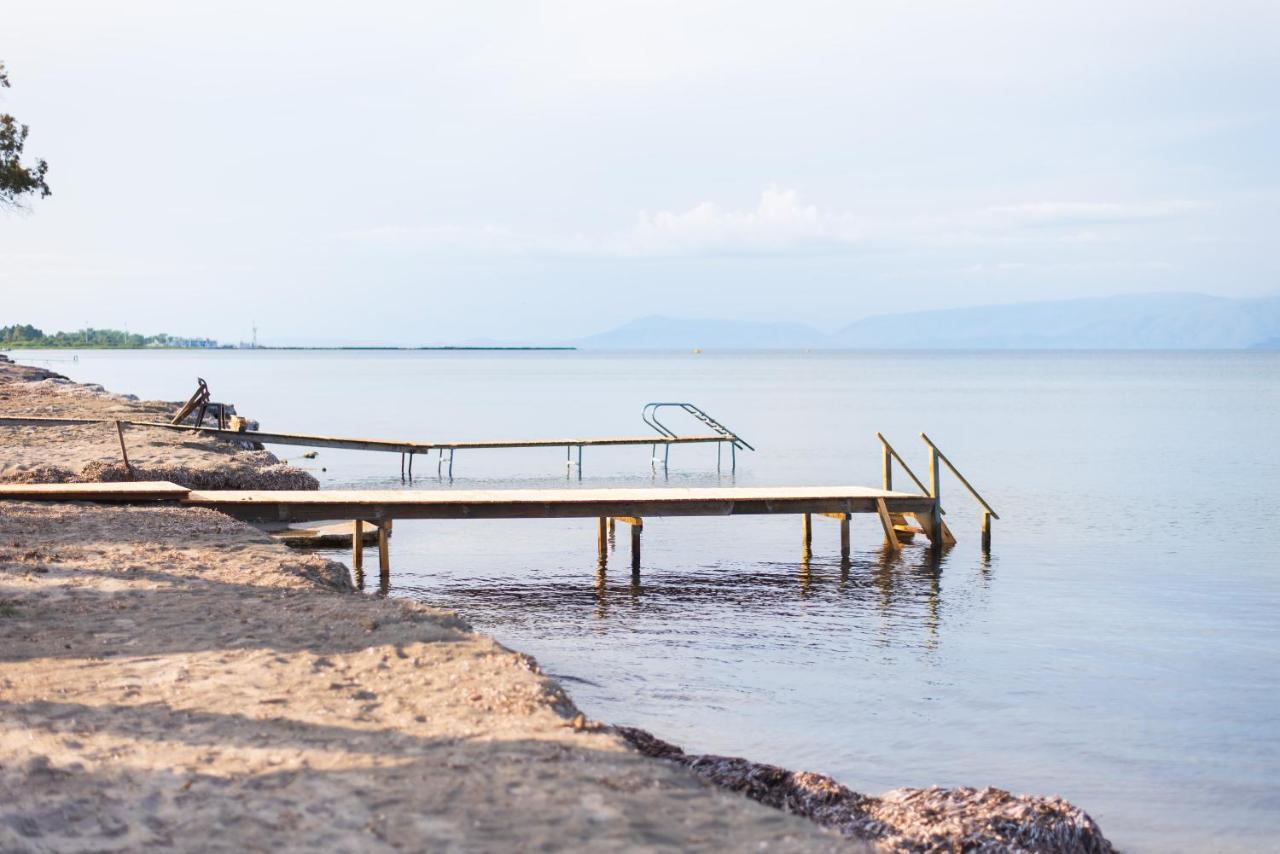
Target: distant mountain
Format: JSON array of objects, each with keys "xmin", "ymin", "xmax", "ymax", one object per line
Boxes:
[
  {"xmin": 574, "ymin": 315, "xmax": 824, "ymax": 349},
  {"xmin": 832, "ymin": 293, "xmax": 1280, "ymax": 349},
  {"xmin": 576, "ymin": 293, "xmax": 1280, "ymax": 350}
]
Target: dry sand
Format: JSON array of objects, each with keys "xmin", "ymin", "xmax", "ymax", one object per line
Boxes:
[
  {"xmin": 0, "ymin": 355, "xmax": 1113, "ymax": 852},
  {"xmin": 0, "ymin": 357, "xmax": 315, "ymax": 490}
]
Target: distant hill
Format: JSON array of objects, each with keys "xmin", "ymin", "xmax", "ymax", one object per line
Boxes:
[
  {"xmin": 574, "ymin": 315, "xmax": 823, "ymax": 349},
  {"xmin": 576, "ymin": 293, "xmax": 1280, "ymax": 350},
  {"xmin": 832, "ymin": 293, "xmax": 1280, "ymax": 349}
]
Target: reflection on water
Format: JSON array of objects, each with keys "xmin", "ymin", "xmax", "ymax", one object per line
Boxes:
[{"xmin": 397, "ymin": 542, "xmax": 962, "ymax": 658}]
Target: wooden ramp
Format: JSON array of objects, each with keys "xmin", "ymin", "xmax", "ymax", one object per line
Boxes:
[
  {"xmin": 267, "ymin": 520, "xmax": 389, "ymax": 549},
  {"xmin": 0, "ymin": 401, "xmax": 752, "ymax": 478},
  {"xmin": 0, "ymin": 481, "xmax": 191, "ymax": 501}
]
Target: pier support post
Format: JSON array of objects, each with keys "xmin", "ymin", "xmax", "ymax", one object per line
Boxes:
[
  {"xmin": 928, "ymin": 446, "xmax": 943, "ymax": 552},
  {"xmin": 840, "ymin": 514, "xmax": 850, "ymax": 558},
  {"xmin": 597, "ymin": 517, "xmax": 608, "ymax": 564},
  {"xmin": 981, "ymin": 511, "xmax": 992, "ymax": 552},
  {"xmin": 801, "ymin": 513, "xmax": 812, "ymax": 558},
  {"xmin": 607, "ymin": 517, "xmax": 644, "ymax": 577},
  {"xmin": 352, "ymin": 519, "xmax": 365, "ymax": 589},
  {"xmin": 377, "ymin": 522, "xmax": 390, "ymax": 591},
  {"xmin": 882, "ymin": 442, "xmax": 892, "ymax": 491},
  {"xmin": 631, "ymin": 524, "xmax": 641, "ymax": 577}
]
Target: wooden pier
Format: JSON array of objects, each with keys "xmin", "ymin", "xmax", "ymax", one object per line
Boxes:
[
  {"xmin": 0, "ymin": 429, "xmax": 997, "ymax": 590},
  {"xmin": 0, "ymin": 400, "xmax": 753, "ymax": 477}
]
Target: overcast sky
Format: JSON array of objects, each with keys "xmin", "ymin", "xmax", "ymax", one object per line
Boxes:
[{"xmin": 2, "ymin": 1, "xmax": 1277, "ymax": 344}]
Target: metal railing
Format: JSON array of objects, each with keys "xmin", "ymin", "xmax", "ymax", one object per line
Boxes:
[
  {"xmin": 642, "ymin": 402, "xmax": 753, "ymax": 450},
  {"xmin": 877, "ymin": 431, "xmax": 998, "ymax": 550},
  {"xmin": 642, "ymin": 402, "xmax": 753, "ymax": 474}
]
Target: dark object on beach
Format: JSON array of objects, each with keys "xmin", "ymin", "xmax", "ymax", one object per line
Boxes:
[
  {"xmin": 617, "ymin": 727, "xmax": 1114, "ymax": 854},
  {"xmin": 171, "ymin": 378, "xmax": 214, "ymax": 427}
]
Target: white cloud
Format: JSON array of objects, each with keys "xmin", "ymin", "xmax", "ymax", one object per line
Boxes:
[
  {"xmin": 591, "ymin": 186, "xmax": 864, "ymax": 256},
  {"xmin": 342, "ymin": 190, "xmax": 1207, "ymax": 259},
  {"xmin": 986, "ymin": 200, "xmax": 1201, "ymax": 228},
  {"xmin": 344, "ymin": 186, "xmax": 866, "ymax": 258}
]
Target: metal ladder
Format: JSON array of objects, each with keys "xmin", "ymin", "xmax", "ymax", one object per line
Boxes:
[{"xmin": 642, "ymin": 402, "xmax": 754, "ymax": 472}]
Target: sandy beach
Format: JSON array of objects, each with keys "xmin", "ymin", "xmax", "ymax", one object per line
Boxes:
[{"xmin": 0, "ymin": 355, "xmax": 1113, "ymax": 853}]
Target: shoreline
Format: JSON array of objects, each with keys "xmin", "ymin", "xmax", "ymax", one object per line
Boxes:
[{"xmin": 0, "ymin": 355, "xmax": 1113, "ymax": 852}]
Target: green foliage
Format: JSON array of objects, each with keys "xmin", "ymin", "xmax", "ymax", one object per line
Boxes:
[
  {"xmin": 0, "ymin": 60, "xmax": 51, "ymax": 210},
  {"xmin": 0, "ymin": 325, "xmax": 216, "ymax": 349}
]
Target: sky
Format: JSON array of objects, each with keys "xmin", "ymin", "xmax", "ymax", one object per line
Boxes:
[{"xmin": 1, "ymin": 0, "xmax": 1277, "ymax": 345}]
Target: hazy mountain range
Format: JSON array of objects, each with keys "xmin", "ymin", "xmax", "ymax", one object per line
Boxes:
[{"xmin": 574, "ymin": 293, "xmax": 1280, "ymax": 350}]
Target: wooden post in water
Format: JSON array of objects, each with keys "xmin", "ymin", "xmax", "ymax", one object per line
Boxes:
[
  {"xmin": 597, "ymin": 517, "xmax": 608, "ymax": 564},
  {"xmin": 377, "ymin": 522, "xmax": 390, "ymax": 590},
  {"xmin": 981, "ymin": 511, "xmax": 992, "ymax": 552},
  {"xmin": 352, "ymin": 519, "xmax": 365, "ymax": 589},
  {"xmin": 801, "ymin": 513, "xmax": 812, "ymax": 558},
  {"xmin": 928, "ymin": 446, "xmax": 943, "ymax": 552},
  {"xmin": 840, "ymin": 514, "xmax": 851, "ymax": 558},
  {"xmin": 628, "ymin": 519, "xmax": 642, "ymax": 577}
]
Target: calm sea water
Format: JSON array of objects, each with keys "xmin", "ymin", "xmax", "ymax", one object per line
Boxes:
[{"xmin": 15, "ymin": 348, "xmax": 1280, "ymax": 853}]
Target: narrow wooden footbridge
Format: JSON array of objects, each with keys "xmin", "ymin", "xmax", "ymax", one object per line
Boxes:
[
  {"xmin": 0, "ymin": 401, "xmax": 755, "ymax": 477},
  {"xmin": 0, "ymin": 433, "xmax": 998, "ymax": 591}
]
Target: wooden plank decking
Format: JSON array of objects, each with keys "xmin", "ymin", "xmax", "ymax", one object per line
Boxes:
[
  {"xmin": 0, "ymin": 481, "xmax": 192, "ymax": 501},
  {"xmin": 0, "ymin": 481, "xmax": 944, "ymax": 587},
  {"xmin": 181, "ymin": 485, "xmax": 934, "ymax": 524},
  {"xmin": 0, "ymin": 416, "xmax": 730, "ymax": 451}
]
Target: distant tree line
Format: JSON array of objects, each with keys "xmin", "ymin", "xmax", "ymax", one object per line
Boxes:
[{"xmin": 0, "ymin": 324, "xmax": 218, "ymax": 348}]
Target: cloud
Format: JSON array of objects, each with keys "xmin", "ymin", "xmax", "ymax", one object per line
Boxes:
[
  {"xmin": 344, "ymin": 187, "xmax": 866, "ymax": 258},
  {"xmin": 598, "ymin": 186, "xmax": 863, "ymax": 256},
  {"xmin": 342, "ymin": 190, "xmax": 1206, "ymax": 259},
  {"xmin": 986, "ymin": 200, "xmax": 1201, "ymax": 228}
]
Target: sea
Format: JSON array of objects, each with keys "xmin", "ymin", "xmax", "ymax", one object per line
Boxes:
[{"xmin": 14, "ymin": 348, "xmax": 1279, "ymax": 853}]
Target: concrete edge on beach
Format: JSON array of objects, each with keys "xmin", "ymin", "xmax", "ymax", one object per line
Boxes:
[{"xmin": 0, "ymin": 354, "xmax": 1115, "ymax": 853}]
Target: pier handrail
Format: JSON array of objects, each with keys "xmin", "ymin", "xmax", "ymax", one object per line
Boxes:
[
  {"xmin": 919, "ymin": 432, "xmax": 999, "ymax": 519},
  {"xmin": 875, "ymin": 432, "xmax": 930, "ymax": 495},
  {"xmin": 642, "ymin": 403, "xmax": 754, "ymax": 451}
]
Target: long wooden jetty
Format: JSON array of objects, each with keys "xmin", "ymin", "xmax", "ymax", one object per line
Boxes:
[
  {"xmin": 0, "ymin": 428, "xmax": 997, "ymax": 591},
  {"xmin": 0, "ymin": 401, "xmax": 753, "ymax": 477},
  {"xmin": 0, "ymin": 480, "xmax": 938, "ymax": 578}
]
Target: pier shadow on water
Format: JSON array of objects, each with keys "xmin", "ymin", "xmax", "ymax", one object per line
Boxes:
[{"xmin": 393, "ymin": 542, "xmax": 975, "ymax": 659}]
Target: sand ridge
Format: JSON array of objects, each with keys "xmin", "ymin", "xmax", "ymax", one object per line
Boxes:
[{"xmin": 0, "ymin": 357, "xmax": 315, "ymax": 490}]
